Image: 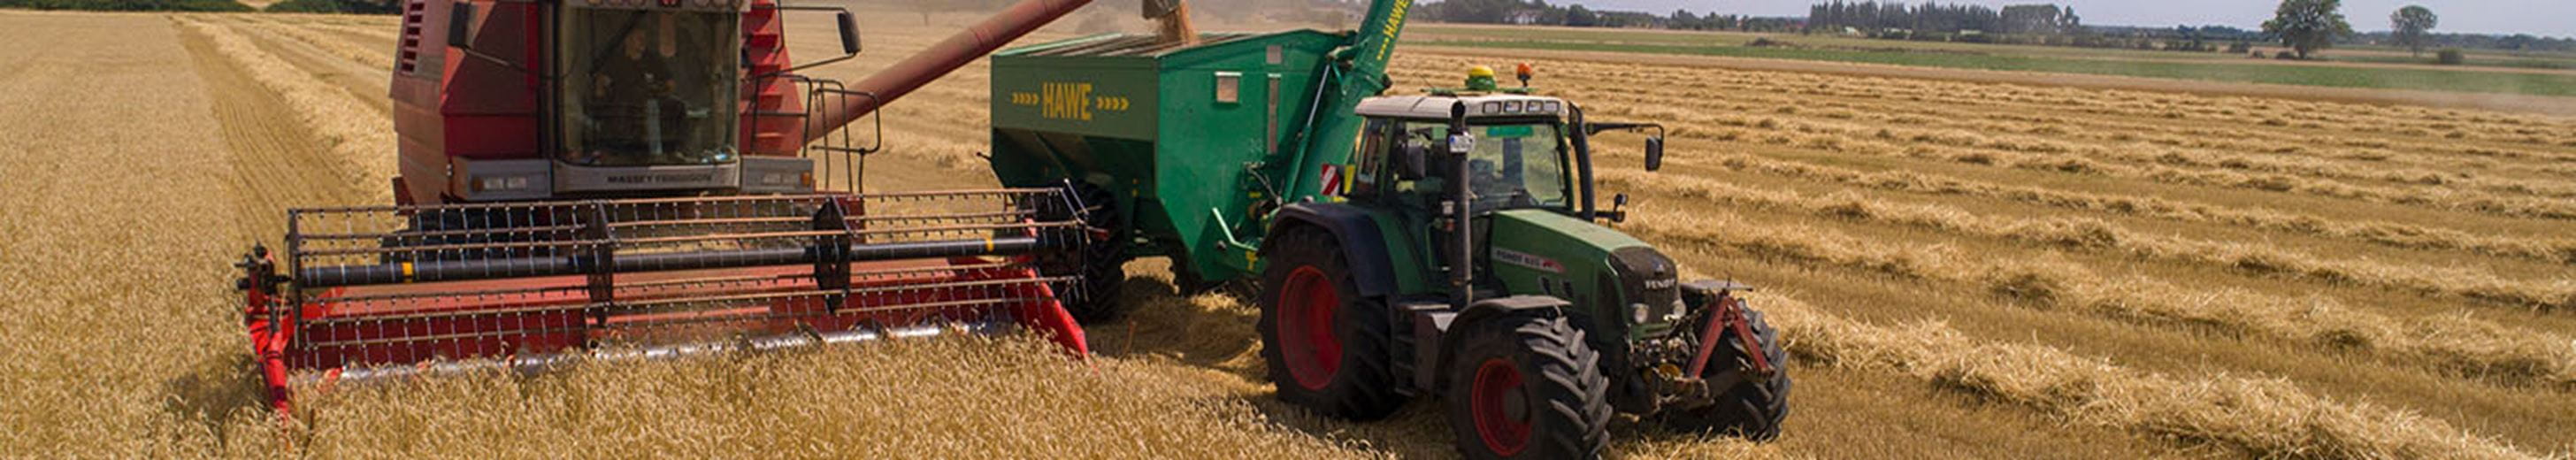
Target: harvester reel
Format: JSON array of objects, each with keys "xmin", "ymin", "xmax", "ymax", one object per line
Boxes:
[
  {"xmin": 378, "ymin": 207, "xmax": 571, "ymax": 263},
  {"xmin": 238, "ymin": 191, "xmax": 1092, "ymax": 415}
]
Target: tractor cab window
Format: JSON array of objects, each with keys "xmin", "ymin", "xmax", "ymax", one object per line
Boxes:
[
  {"xmin": 1349, "ymin": 119, "xmax": 1392, "ymax": 196},
  {"xmin": 557, "ymin": 10, "xmax": 740, "ymax": 166},
  {"xmin": 1399, "ymin": 120, "xmax": 1570, "ymax": 211}
]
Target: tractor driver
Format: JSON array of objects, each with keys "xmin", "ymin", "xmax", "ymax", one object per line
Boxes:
[
  {"xmin": 1467, "ymin": 127, "xmax": 1552, "ymax": 209},
  {"xmin": 578, "ymin": 12, "xmax": 695, "ymax": 165}
]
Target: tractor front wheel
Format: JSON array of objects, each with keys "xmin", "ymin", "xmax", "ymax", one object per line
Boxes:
[
  {"xmin": 1662, "ymin": 307, "xmax": 1792, "ymax": 441},
  {"xmin": 1257, "ymin": 228, "xmax": 1407, "ymax": 420},
  {"xmin": 1444, "ymin": 315, "xmax": 1612, "ymax": 460}
]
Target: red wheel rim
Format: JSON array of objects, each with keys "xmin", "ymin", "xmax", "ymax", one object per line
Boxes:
[
  {"xmin": 1278, "ymin": 265, "xmax": 1343, "ymax": 390},
  {"xmin": 1471, "ymin": 357, "xmax": 1532, "ymax": 456}
]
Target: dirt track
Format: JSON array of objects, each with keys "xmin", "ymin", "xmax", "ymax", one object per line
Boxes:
[{"xmin": 3, "ymin": 6, "xmax": 2572, "ymax": 459}]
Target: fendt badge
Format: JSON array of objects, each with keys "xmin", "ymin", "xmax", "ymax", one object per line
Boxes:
[{"xmin": 1492, "ymin": 248, "xmax": 1564, "ymax": 273}]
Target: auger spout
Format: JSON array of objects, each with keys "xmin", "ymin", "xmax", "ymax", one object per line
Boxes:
[{"xmin": 803, "ymin": 0, "xmax": 1093, "ymax": 143}]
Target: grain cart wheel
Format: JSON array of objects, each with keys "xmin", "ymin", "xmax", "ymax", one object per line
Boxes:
[
  {"xmin": 1054, "ymin": 181, "xmax": 1128, "ymax": 323},
  {"xmin": 1445, "ymin": 314, "xmax": 1612, "ymax": 459},
  {"xmin": 1257, "ymin": 228, "xmax": 1407, "ymax": 419},
  {"xmin": 1663, "ymin": 308, "xmax": 1791, "ymax": 441}
]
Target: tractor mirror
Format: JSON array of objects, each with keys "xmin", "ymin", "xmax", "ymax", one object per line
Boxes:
[
  {"xmin": 1398, "ymin": 142, "xmax": 1429, "ymax": 180},
  {"xmin": 447, "ymin": 3, "xmax": 475, "ymax": 50},
  {"xmin": 1644, "ymin": 137, "xmax": 1665, "ymax": 172},
  {"xmin": 836, "ymin": 11, "xmax": 862, "ymax": 55},
  {"xmin": 1606, "ymin": 193, "xmax": 1630, "ymax": 223}
]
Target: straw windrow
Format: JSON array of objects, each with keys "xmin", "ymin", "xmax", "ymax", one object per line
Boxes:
[
  {"xmin": 1625, "ymin": 206, "xmax": 2576, "ymax": 387},
  {"xmin": 1716, "ymin": 280, "xmax": 2538, "ymax": 459}
]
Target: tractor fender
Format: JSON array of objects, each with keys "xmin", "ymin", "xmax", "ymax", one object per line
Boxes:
[
  {"xmin": 1428, "ymin": 295, "xmax": 1574, "ymax": 393},
  {"xmin": 1268, "ymin": 203, "xmax": 1399, "ymax": 297}
]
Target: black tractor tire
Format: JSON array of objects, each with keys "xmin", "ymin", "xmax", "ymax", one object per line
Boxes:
[
  {"xmin": 1444, "ymin": 314, "xmax": 1614, "ymax": 460},
  {"xmin": 1257, "ymin": 227, "xmax": 1408, "ymax": 420},
  {"xmin": 1061, "ymin": 250, "xmax": 1127, "ymax": 323},
  {"xmin": 1055, "ymin": 182, "xmax": 1129, "ymax": 323},
  {"xmin": 1662, "ymin": 307, "xmax": 1792, "ymax": 441}
]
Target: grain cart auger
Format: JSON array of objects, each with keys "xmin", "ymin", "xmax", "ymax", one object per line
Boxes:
[
  {"xmin": 986, "ymin": 0, "xmax": 1792, "ymax": 456},
  {"xmin": 232, "ymin": 0, "xmax": 1107, "ymax": 415}
]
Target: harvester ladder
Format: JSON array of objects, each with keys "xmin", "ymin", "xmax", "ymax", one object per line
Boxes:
[
  {"xmin": 800, "ymin": 78, "xmax": 879, "ymax": 195},
  {"xmin": 395, "ymin": 0, "xmax": 426, "ymax": 73}
]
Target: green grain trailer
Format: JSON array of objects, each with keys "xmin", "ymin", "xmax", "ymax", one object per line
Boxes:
[{"xmin": 989, "ymin": 31, "xmax": 1349, "ymax": 307}]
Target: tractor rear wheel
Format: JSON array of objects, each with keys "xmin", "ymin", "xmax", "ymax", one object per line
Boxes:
[
  {"xmin": 1257, "ymin": 227, "xmax": 1407, "ymax": 420},
  {"xmin": 1662, "ymin": 307, "xmax": 1791, "ymax": 441},
  {"xmin": 1444, "ymin": 314, "xmax": 1613, "ymax": 460}
]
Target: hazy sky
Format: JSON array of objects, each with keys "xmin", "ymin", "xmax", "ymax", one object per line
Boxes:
[{"xmin": 1557, "ymin": 0, "xmax": 2573, "ymax": 36}]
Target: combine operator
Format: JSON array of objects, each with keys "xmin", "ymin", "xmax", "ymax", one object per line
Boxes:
[{"xmin": 569, "ymin": 11, "xmax": 734, "ymax": 166}]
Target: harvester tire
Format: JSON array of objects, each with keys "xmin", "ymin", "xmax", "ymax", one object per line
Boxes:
[
  {"xmin": 1445, "ymin": 314, "xmax": 1612, "ymax": 460},
  {"xmin": 1662, "ymin": 307, "xmax": 1791, "ymax": 441},
  {"xmin": 1057, "ymin": 182, "xmax": 1128, "ymax": 323},
  {"xmin": 1062, "ymin": 251, "xmax": 1126, "ymax": 323},
  {"xmin": 1258, "ymin": 227, "xmax": 1407, "ymax": 420}
]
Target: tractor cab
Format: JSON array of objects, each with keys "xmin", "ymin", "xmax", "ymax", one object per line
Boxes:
[
  {"xmin": 1350, "ymin": 93, "xmax": 1576, "ymax": 213},
  {"xmin": 1346, "ymin": 65, "xmax": 1665, "ymax": 222}
]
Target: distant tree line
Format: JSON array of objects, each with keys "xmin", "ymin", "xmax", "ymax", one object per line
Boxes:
[
  {"xmin": 2353, "ymin": 31, "xmax": 2574, "ymax": 53},
  {"xmin": 0, "ymin": 0, "xmax": 405, "ymax": 13},
  {"xmin": 262, "ymin": 0, "xmax": 398, "ymax": 13},
  {"xmin": 1806, "ymin": 1, "xmax": 2079, "ymax": 35},
  {"xmin": 0, "ymin": 0, "xmax": 248, "ymax": 12}
]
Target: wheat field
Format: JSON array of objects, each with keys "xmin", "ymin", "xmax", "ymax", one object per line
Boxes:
[{"xmin": 1, "ymin": 4, "xmax": 2571, "ymax": 458}]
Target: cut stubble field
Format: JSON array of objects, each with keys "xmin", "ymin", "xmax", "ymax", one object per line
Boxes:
[{"xmin": 2, "ymin": 6, "xmax": 2572, "ymax": 459}]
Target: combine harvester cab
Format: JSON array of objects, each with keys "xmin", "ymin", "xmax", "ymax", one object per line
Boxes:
[{"xmin": 236, "ymin": 0, "xmax": 1107, "ymax": 416}]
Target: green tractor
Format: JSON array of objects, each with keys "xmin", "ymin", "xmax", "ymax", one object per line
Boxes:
[{"xmin": 985, "ymin": 2, "xmax": 1789, "ymax": 456}]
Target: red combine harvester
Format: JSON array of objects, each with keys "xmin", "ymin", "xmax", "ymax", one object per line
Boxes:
[{"xmin": 234, "ymin": 0, "xmax": 1102, "ymax": 415}]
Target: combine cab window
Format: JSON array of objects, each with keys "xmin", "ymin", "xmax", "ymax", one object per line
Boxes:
[{"xmin": 558, "ymin": 10, "xmax": 741, "ymax": 166}]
